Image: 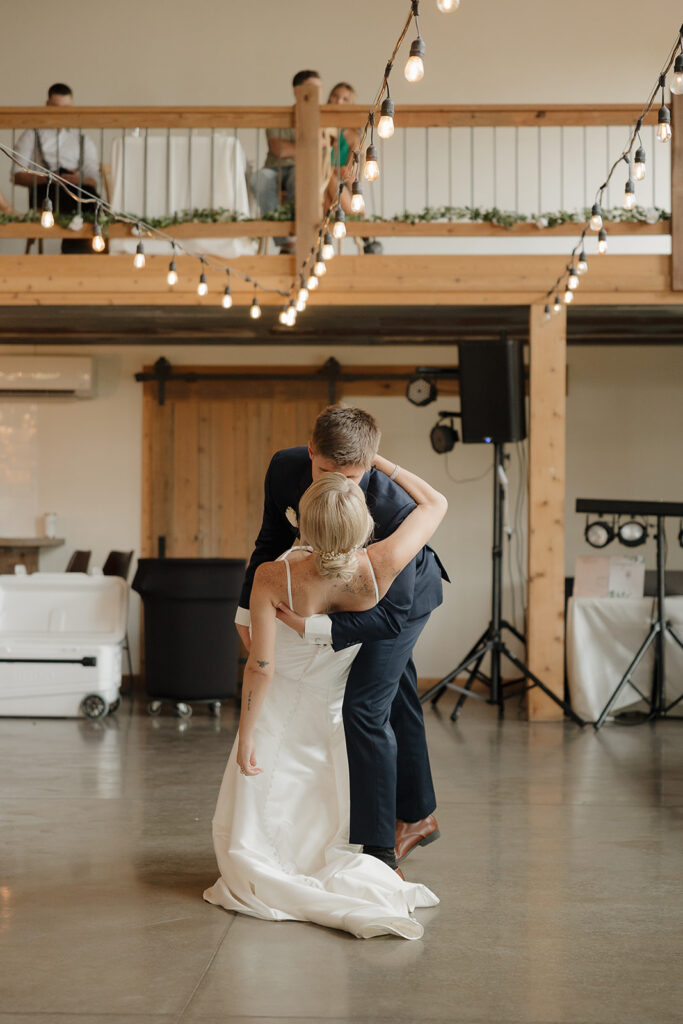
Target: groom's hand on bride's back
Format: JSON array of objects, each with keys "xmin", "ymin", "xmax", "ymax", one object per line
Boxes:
[{"xmin": 276, "ymin": 602, "xmax": 305, "ymax": 638}]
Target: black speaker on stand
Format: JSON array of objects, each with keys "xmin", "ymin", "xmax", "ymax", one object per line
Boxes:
[{"xmin": 420, "ymin": 333, "xmax": 583, "ymax": 725}]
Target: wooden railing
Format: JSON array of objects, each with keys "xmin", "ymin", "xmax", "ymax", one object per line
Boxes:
[{"xmin": 0, "ymin": 90, "xmax": 680, "ymax": 284}]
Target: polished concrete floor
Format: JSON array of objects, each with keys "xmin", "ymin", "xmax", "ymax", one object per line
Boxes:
[{"xmin": 1, "ymin": 693, "xmax": 681, "ymax": 1024}]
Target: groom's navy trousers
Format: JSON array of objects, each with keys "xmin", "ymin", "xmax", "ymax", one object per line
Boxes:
[{"xmin": 238, "ymin": 446, "xmax": 449, "ymax": 850}]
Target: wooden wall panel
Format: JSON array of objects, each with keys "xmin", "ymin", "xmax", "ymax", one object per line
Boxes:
[{"xmin": 143, "ymin": 375, "xmax": 329, "ymax": 562}]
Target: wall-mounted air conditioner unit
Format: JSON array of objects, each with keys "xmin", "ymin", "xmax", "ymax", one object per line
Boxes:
[{"xmin": 0, "ymin": 356, "xmax": 94, "ymax": 398}]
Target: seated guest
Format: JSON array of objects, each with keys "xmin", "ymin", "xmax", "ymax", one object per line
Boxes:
[
  {"xmin": 250, "ymin": 70, "xmax": 323, "ymax": 255},
  {"xmin": 13, "ymin": 83, "xmax": 100, "ymax": 253}
]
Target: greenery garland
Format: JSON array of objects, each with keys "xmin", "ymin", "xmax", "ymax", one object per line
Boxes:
[{"xmin": 0, "ymin": 203, "xmax": 669, "ymax": 231}]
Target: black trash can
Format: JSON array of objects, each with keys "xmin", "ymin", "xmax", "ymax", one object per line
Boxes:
[{"xmin": 132, "ymin": 558, "xmax": 246, "ymax": 707}]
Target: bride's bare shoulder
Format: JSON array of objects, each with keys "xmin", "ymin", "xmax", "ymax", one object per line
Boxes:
[{"xmin": 253, "ymin": 560, "xmax": 287, "ymax": 592}]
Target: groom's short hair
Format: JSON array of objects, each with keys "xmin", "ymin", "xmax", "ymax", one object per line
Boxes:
[{"xmin": 311, "ymin": 405, "xmax": 381, "ymax": 468}]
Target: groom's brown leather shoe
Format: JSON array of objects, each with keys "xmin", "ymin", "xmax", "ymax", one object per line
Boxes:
[{"xmin": 395, "ymin": 814, "xmax": 440, "ymax": 863}]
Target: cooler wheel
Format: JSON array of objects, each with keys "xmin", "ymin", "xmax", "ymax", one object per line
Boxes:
[
  {"xmin": 81, "ymin": 694, "xmax": 108, "ymax": 719},
  {"xmin": 148, "ymin": 700, "xmax": 163, "ymax": 716},
  {"xmin": 176, "ymin": 702, "xmax": 192, "ymax": 718},
  {"xmin": 108, "ymin": 698, "xmax": 120, "ymax": 715},
  {"xmin": 209, "ymin": 701, "xmax": 221, "ymax": 718}
]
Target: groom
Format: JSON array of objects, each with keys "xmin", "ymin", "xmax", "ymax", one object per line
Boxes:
[{"xmin": 235, "ymin": 405, "xmax": 448, "ymax": 871}]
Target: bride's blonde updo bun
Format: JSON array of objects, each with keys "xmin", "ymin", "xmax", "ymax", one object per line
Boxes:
[{"xmin": 298, "ymin": 474, "xmax": 374, "ymax": 583}]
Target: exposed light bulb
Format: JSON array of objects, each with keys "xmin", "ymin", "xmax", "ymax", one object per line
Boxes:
[
  {"xmin": 633, "ymin": 146, "xmax": 646, "ymax": 181},
  {"xmin": 197, "ymin": 271, "xmax": 208, "ymax": 297},
  {"xmin": 671, "ymin": 55, "xmax": 683, "ymax": 95},
  {"xmin": 167, "ymin": 259, "xmax": 178, "ymax": 286},
  {"xmin": 297, "ymin": 284, "xmax": 309, "ymax": 304},
  {"xmin": 543, "ymin": 303, "xmax": 551, "ymax": 322},
  {"xmin": 404, "ymin": 37, "xmax": 426, "ymax": 82},
  {"xmin": 133, "ymin": 241, "xmax": 146, "ymax": 269},
  {"xmin": 278, "ymin": 307, "xmax": 289, "ymax": 325},
  {"xmin": 437, "ymin": 0, "xmax": 460, "ymax": 10},
  {"xmin": 577, "ymin": 250, "xmax": 588, "ymax": 275},
  {"xmin": 222, "ymin": 286, "xmax": 233, "ymax": 309},
  {"xmin": 597, "ymin": 228, "xmax": 608, "ymax": 254},
  {"xmin": 250, "ymin": 296, "xmax": 262, "ymax": 319},
  {"xmin": 296, "ymin": 296, "xmax": 307, "ymax": 312},
  {"xmin": 91, "ymin": 224, "xmax": 105, "ymax": 252},
  {"xmin": 307, "ymin": 273, "xmax": 319, "ymax": 290},
  {"xmin": 314, "ymin": 249, "xmax": 326, "ymax": 276},
  {"xmin": 377, "ymin": 97, "xmax": 395, "ymax": 139},
  {"xmin": 553, "ymin": 295, "xmax": 562, "ymax": 313},
  {"xmin": 364, "ymin": 144, "xmax": 380, "ymax": 182},
  {"xmin": 623, "ymin": 178, "xmax": 636, "ymax": 211},
  {"xmin": 350, "ymin": 180, "xmax": 365, "ymax": 213},
  {"xmin": 563, "ymin": 288, "xmax": 574, "ymax": 304},
  {"xmin": 332, "ymin": 210, "xmax": 346, "ymax": 240},
  {"xmin": 656, "ymin": 106, "xmax": 672, "ymax": 142},
  {"xmin": 567, "ymin": 268, "xmax": 579, "ymax": 290},
  {"xmin": 589, "ymin": 203, "xmax": 603, "ymax": 231},
  {"xmin": 40, "ymin": 197, "xmax": 54, "ymax": 229},
  {"xmin": 322, "ymin": 232, "xmax": 335, "ymax": 261},
  {"xmin": 286, "ymin": 302, "xmax": 297, "ymax": 326}
]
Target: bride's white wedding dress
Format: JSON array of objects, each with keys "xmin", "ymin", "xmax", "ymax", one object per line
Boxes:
[{"xmin": 203, "ymin": 547, "xmax": 439, "ymax": 939}]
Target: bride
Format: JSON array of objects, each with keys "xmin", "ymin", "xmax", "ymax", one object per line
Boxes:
[{"xmin": 203, "ymin": 454, "xmax": 447, "ymax": 939}]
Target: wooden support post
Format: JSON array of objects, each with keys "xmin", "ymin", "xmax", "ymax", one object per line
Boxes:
[
  {"xmin": 527, "ymin": 303, "xmax": 567, "ymax": 721},
  {"xmin": 295, "ymin": 80, "xmax": 322, "ymax": 278},
  {"xmin": 672, "ymin": 95, "xmax": 683, "ymax": 291}
]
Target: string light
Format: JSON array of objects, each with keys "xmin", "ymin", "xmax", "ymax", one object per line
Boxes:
[
  {"xmin": 40, "ymin": 193, "xmax": 54, "ymax": 229},
  {"xmin": 657, "ymin": 74, "xmax": 672, "ymax": 142},
  {"xmin": 286, "ymin": 300, "xmax": 297, "ymax": 326},
  {"xmin": 250, "ymin": 290, "xmax": 262, "ymax": 319},
  {"xmin": 623, "ymin": 166, "xmax": 636, "ymax": 211},
  {"xmin": 553, "ymin": 295, "xmax": 562, "ymax": 313},
  {"xmin": 278, "ymin": 305, "xmax": 289, "ymax": 325},
  {"xmin": 297, "ymin": 276, "xmax": 309, "ymax": 305},
  {"xmin": 597, "ymin": 227, "xmax": 608, "ymax": 254},
  {"xmin": 377, "ymin": 96, "xmax": 395, "ymax": 139},
  {"xmin": 350, "ymin": 179, "xmax": 365, "ymax": 213},
  {"xmin": 437, "ymin": 0, "xmax": 460, "ymax": 10},
  {"xmin": 405, "ymin": 2, "xmax": 426, "ymax": 82},
  {"xmin": 306, "ymin": 270, "xmax": 319, "ymax": 290},
  {"xmin": 633, "ymin": 145, "xmax": 646, "ymax": 181},
  {"xmin": 577, "ymin": 249, "xmax": 588, "ymax": 275},
  {"xmin": 364, "ymin": 112, "xmax": 380, "ymax": 182},
  {"xmin": 197, "ymin": 259, "xmax": 208, "ymax": 296},
  {"xmin": 567, "ymin": 266, "xmax": 579, "ymax": 289},
  {"xmin": 671, "ymin": 28, "xmax": 683, "ymax": 94},
  {"xmin": 314, "ymin": 247, "xmax": 327, "ymax": 276},
  {"xmin": 589, "ymin": 203, "xmax": 603, "ymax": 231},
  {"xmin": 222, "ymin": 269, "xmax": 233, "ymax": 309},
  {"xmin": 322, "ymin": 231, "xmax": 335, "ymax": 260},
  {"xmin": 133, "ymin": 239, "xmax": 145, "ymax": 269},
  {"xmin": 91, "ymin": 210, "xmax": 105, "ymax": 253},
  {"xmin": 563, "ymin": 286, "xmax": 574, "ymax": 304},
  {"xmin": 296, "ymin": 292, "xmax": 307, "ymax": 312},
  {"xmin": 332, "ymin": 208, "xmax": 347, "ymax": 239},
  {"xmin": 543, "ymin": 303, "xmax": 551, "ymax": 321}
]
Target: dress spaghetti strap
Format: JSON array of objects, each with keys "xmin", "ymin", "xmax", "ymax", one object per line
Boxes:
[
  {"xmin": 283, "ymin": 558, "xmax": 294, "ymax": 611},
  {"xmin": 364, "ymin": 549, "xmax": 380, "ymax": 604}
]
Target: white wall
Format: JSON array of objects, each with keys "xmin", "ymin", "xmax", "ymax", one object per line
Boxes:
[{"xmin": 1, "ymin": 343, "xmax": 681, "ymax": 679}]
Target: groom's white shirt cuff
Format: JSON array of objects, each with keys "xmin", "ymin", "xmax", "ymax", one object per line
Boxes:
[
  {"xmin": 304, "ymin": 614, "xmax": 333, "ymax": 646},
  {"xmin": 235, "ymin": 606, "xmax": 332, "ymax": 647},
  {"xmin": 235, "ymin": 606, "xmax": 251, "ymax": 628}
]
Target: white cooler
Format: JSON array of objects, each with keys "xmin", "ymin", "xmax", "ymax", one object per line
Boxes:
[{"xmin": 0, "ymin": 573, "xmax": 128, "ymax": 718}]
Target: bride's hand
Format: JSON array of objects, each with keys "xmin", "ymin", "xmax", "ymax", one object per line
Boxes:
[{"xmin": 237, "ymin": 738, "xmax": 262, "ymax": 776}]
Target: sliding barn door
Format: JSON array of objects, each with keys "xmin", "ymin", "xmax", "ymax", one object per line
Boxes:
[{"xmin": 141, "ymin": 372, "xmax": 330, "ymax": 559}]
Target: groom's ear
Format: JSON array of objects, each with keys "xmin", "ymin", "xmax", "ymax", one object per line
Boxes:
[{"xmin": 307, "ymin": 442, "xmax": 314, "ymax": 460}]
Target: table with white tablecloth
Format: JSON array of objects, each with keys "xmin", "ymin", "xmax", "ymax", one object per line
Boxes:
[
  {"xmin": 108, "ymin": 133, "xmax": 256, "ymax": 258},
  {"xmin": 567, "ymin": 596, "xmax": 683, "ymax": 722}
]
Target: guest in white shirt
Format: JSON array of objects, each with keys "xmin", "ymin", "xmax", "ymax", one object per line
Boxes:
[{"xmin": 13, "ymin": 83, "xmax": 99, "ymax": 252}]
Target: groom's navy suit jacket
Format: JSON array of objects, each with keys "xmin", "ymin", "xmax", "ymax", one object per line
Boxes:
[{"xmin": 238, "ymin": 446, "xmax": 448, "ymax": 650}]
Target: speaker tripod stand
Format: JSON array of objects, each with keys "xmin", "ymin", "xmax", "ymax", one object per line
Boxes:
[{"xmin": 421, "ymin": 443, "xmax": 584, "ymax": 725}]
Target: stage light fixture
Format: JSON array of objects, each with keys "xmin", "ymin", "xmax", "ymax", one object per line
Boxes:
[
  {"xmin": 430, "ymin": 412, "xmax": 459, "ymax": 454},
  {"xmin": 406, "ymin": 376, "xmax": 437, "ymax": 406},
  {"xmin": 585, "ymin": 517, "xmax": 615, "ymax": 548},
  {"xmin": 617, "ymin": 519, "xmax": 648, "ymax": 547}
]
